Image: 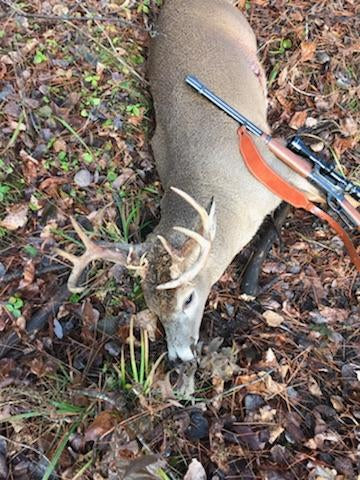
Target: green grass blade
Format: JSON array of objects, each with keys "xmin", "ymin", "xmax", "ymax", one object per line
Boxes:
[
  {"xmin": 129, "ymin": 316, "xmax": 139, "ymax": 383},
  {"xmin": 139, "ymin": 328, "xmax": 145, "ymax": 385},
  {"xmin": 72, "ymin": 457, "xmax": 93, "ymax": 480},
  {"xmin": 143, "ymin": 352, "xmax": 166, "ymax": 394},
  {"xmin": 41, "ymin": 422, "xmax": 79, "ymax": 480},
  {"xmin": 144, "ymin": 329, "xmax": 149, "ymax": 376},
  {"xmin": 120, "ymin": 345, "xmax": 126, "ymax": 388},
  {"xmin": 0, "ymin": 412, "xmax": 44, "ymax": 423},
  {"xmin": 54, "ymin": 115, "xmax": 93, "ymax": 158}
]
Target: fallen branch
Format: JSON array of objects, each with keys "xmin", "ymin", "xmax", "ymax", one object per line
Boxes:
[{"xmin": 0, "ymin": 264, "xmax": 66, "ymax": 285}]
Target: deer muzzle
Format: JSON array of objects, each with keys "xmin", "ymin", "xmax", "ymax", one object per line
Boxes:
[{"xmin": 163, "ymin": 312, "xmax": 202, "ymax": 362}]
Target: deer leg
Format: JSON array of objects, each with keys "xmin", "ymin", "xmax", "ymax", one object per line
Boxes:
[{"xmin": 240, "ymin": 202, "xmax": 290, "ymax": 298}]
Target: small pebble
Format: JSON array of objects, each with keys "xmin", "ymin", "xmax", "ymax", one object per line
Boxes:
[
  {"xmin": 73, "ymin": 355, "xmax": 86, "ymax": 370},
  {"xmin": 74, "ymin": 169, "xmax": 92, "ymax": 188},
  {"xmin": 244, "ymin": 394, "xmax": 265, "ymax": 412},
  {"xmin": 336, "ymin": 71, "xmax": 352, "ymax": 89},
  {"xmin": 225, "ymin": 303, "xmax": 235, "ymax": 317},
  {"xmin": 0, "ymin": 438, "xmax": 8, "ymax": 480},
  {"xmin": 186, "ymin": 410, "xmax": 209, "ymax": 440},
  {"xmin": 53, "ymin": 318, "xmax": 64, "ymax": 339},
  {"xmin": 105, "ymin": 341, "xmax": 121, "ymax": 357},
  {"xmin": 305, "ymin": 116, "xmax": 318, "ymax": 128},
  {"xmin": 316, "ymin": 51, "xmax": 330, "ymax": 64},
  {"xmin": 0, "ymin": 262, "xmax": 5, "ymax": 278}
]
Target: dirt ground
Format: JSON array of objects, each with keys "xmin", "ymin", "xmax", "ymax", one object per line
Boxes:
[{"xmin": 0, "ymin": 1, "xmax": 359, "ymax": 479}]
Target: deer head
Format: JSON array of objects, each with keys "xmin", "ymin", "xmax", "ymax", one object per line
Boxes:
[{"xmin": 55, "ymin": 187, "xmax": 216, "ymax": 362}]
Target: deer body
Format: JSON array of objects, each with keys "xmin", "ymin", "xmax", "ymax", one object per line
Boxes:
[
  {"xmin": 146, "ymin": 0, "xmax": 318, "ymax": 359},
  {"xmin": 57, "ymin": 0, "xmax": 319, "ymax": 362}
]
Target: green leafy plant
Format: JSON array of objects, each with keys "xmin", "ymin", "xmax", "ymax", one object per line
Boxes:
[
  {"xmin": 6, "ymin": 296, "xmax": 24, "ymax": 318},
  {"xmin": 126, "ymin": 103, "xmax": 143, "ymax": 116},
  {"xmin": 84, "ymin": 74, "xmax": 100, "ymax": 88},
  {"xmin": 137, "ymin": 0, "xmax": 150, "ymax": 13},
  {"xmin": 33, "ymin": 50, "xmax": 47, "ymax": 64},
  {"xmin": 0, "ymin": 158, "xmax": 14, "ymax": 175},
  {"xmin": 23, "ymin": 244, "xmax": 38, "ymax": 257},
  {"xmin": 0, "ymin": 183, "xmax": 11, "ymax": 202},
  {"xmin": 82, "ymin": 152, "xmax": 93, "ymax": 163},
  {"xmin": 270, "ymin": 38, "xmax": 293, "ymax": 56},
  {"xmin": 268, "ymin": 62, "xmax": 280, "ymax": 87}
]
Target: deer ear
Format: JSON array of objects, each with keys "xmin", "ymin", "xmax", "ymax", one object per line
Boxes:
[{"xmin": 178, "ymin": 235, "xmax": 201, "ymax": 271}]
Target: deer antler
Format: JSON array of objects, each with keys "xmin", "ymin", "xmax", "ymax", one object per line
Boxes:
[
  {"xmin": 54, "ymin": 217, "xmax": 146, "ymax": 293},
  {"xmin": 157, "ymin": 187, "xmax": 216, "ymax": 290}
]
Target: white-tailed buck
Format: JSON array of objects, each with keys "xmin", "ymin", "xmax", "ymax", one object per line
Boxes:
[{"xmin": 56, "ymin": 0, "xmax": 320, "ymax": 361}]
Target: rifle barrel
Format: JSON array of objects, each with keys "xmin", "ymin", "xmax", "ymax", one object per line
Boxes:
[
  {"xmin": 185, "ymin": 75, "xmax": 263, "ymax": 137},
  {"xmin": 186, "ymin": 74, "xmax": 360, "ymax": 223}
]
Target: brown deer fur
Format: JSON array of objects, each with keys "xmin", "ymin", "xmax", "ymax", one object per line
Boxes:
[{"xmin": 145, "ymin": 0, "xmax": 320, "ymax": 360}]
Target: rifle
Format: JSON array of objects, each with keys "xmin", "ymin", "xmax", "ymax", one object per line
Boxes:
[{"xmin": 185, "ymin": 75, "xmax": 360, "ymax": 229}]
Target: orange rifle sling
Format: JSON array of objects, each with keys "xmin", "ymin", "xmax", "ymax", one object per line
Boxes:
[{"xmin": 237, "ymin": 127, "xmax": 360, "ymax": 272}]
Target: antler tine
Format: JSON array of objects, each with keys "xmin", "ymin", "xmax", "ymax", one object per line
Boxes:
[
  {"xmin": 171, "ymin": 186, "xmax": 216, "ymax": 241},
  {"xmin": 157, "ymin": 187, "xmax": 216, "ymax": 290},
  {"xmin": 173, "ymin": 227, "xmax": 209, "ymax": 249},
  {"xmin": 54, "ymin": 216, "xmax": 130, "ymax": 293},
  {"xmin": 157, "ymin": 234, "xmax": 183, "ymax": 263},
  {"xmin": 171, "ymin": 187, "xmax": 210, "ymax": 234},
  {"xmin": 69, "ymin": 216, "xmax": 96, "ymax": 251}
]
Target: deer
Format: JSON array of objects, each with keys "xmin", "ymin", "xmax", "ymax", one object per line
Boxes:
[{"xmin": 55, "ymin": 0, "xmax": 322, "ymax": 362}]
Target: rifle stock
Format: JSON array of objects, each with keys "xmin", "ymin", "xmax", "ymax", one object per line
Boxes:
[
  {"xmin": 339, "ymin": 198, "xmax": 360, "ymax": 228},
  {"xmin": 265, "ymin": 135, "xmax": 360, "ymax": 229},
  {"xmin": 263, "ymin": 135, "xmax": 313, "ymax": 177}
]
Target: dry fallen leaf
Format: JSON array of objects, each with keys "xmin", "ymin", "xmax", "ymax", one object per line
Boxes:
[
  {"xmin": 257, "ymin": 406, "xmax": 277, "ymax": 422},
  {"xmin": 184, "ymin": 459, "xmax": 207, "ymax": 480},
  {"xmin": 300, "ymin": 41, "xmax": 316, "ymax": 62},
  {"xmin": 309, "ymin": 376, "xmax": 322, "ymax": 397},
  {"xmin": 289, "ymin": 110, "xmax": 307, "ymax": 129},
  {"xmin": 264, "ymin": 375, "xmax": 285, "ymax": 397},
  {"xmin": 340, "ymin": 117, "xmax": 357, "ymax": 137},
  {"xmin": 269, "ymin": 425, "xmax": 284, "ymax": 444},
  {"xmin": 333, "ymin": 136, "xmax": 356, "ymax": 156},
  {"xmin": 263, "ymin": 310, "xmax": 284, "ymax": 327},
  {"xmin": 330, "ymin": 395, "xmax": 345, "ymax": 412},
  {"xmin": 277, "ymin": 66, "xmax": 288, "ymax": 87},
  {"xmin": 19, "ymin": 260, "xmax": 36, "ymax": 289},
  {"xmin": 305, "ymin": 430, "xmax": 340, "ymax": 450},
  {"xmin": 318, "ymin": 307, "xmax": 348, "ymax": 324},
  {"xmin": 135, "ymin": 309, "xmax": 158, "ymax": 341},
  {"xmin": 0, "ymin": 204, "xmax": 28, "ymax": 231},
  {"xmin": 21, "ymin": 38, "xmax": 38, "ymax": 55},
  {"xmin": 53, "ymin": 138, "xmax": 67, "ymax": 153},
  {"xmin": 112, "ymin": 168, "xmax": 135, "ymax": 189},
  {"xmin": 52, "ymin": 4, "xmax": 69, "ymax": 15},
  {"xmin": 84, "ymin": 411, "xmax": 117, "ymax": 443}
]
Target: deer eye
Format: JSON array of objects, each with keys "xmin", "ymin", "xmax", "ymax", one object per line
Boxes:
[{"xmin": 184, "ymin": 293, "xmax": 194, "ymax": 308}]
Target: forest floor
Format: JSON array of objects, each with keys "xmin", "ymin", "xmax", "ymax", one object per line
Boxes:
[{"xmin": 0, "ymin": 1, "xmax": 359, "ymax": 479}]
